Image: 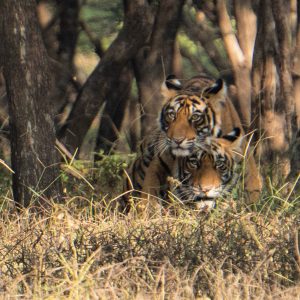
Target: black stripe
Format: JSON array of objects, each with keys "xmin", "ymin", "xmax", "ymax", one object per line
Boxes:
[
  {"xmin": 159, "ymin": 156, "xmax": 171, "ymax": 175},
  {"xmin": 143, "ymin": 156, "xmax": 151, "ymax": 167},
  {"xmin": 206, "ymin": 111, "xmax": 211, "ymax": 124},
  {"xmin": 174, "ymin": 96, "xmax": 185, "ymax": 102},
  {"xmin": 137, "ymin": 167, "xmax": 145, "ymax": 181},
  {"xmin": 155, "ymin": 171, "xmax": 164, "ymax": 186},
  {"xmin": 211, "ymin": 108, "xmax": 216, "ymax": 127},
  {"xmin": 178, "ymin": 102, "xmax": 186, "ymax": 109},
  {"xmin": 191, "ymin": 99, "xmax": 201, "ymax": 104}
]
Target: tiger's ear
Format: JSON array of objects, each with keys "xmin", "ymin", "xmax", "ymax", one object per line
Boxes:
[
  {"xmin": 203, "ymin": 78, "xmax": 227, "ymax": 108},
  {"xmin": 223, "ymin": 127, "xmax": 244, "ymax": 162},
  {"xmin": 161, "ymin": 74, "xmax": 182, "ymax": 100},
  {"xmin": 222, "ymin": 127, "xmax": 241, "ymax": 142}
]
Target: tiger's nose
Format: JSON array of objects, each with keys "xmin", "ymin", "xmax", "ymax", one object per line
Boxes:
[
  {"xmin": 173, "ymin": 137, "xmax": 184, "ymax": 145},
  {"xmin": 202, "ymin": 189, "xmax": 212, "ymax": 195}
]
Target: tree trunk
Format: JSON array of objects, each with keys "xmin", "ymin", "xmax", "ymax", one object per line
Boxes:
[
  {"xmin": 234, "ymin": 0, "xmax": 257, "ymax": 69},
  {"xmin": 57, "ymin": 0, "xmax": 79, "ymax": 70},
  {"xmin": 134, "ymin": 0, "xmax": 185, "ymax": 137},
  {"xmin": 271, "ymin": 0, "xmax": 294, "ymax": 143},
  {"xmin": 58, "ymin": 0, "xmax": 153, "ymax": 154},
  {"xmin": 294, "ymin": 0, "xmax": 300, "ymax": 130},
  {"xmin": 94, "ymin": 64, "xmax": 133, "ymax": 157},
  {"xmin": 38, "ymin": 1, "xmax": 81, "ymax": 123},
  {"xmin": 216, "ymin": 0, "xmax": 253, "ymax": 130},
  {"xmin": 52, "ymin": 0, "xmax": 80, "ymax": 124},
  {"xmin": 288, "ymin": 0, "xmax": 300, "ymax": 179},
  {"xmin": 252, "ymin": 0, "xmax": 281, "ymax": 162},
  {"xmin": 0, "ymin": 0, "xmax": 62, "ymax": 207}
]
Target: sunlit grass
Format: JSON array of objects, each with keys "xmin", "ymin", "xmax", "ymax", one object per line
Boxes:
[{"xmin": 0, "ymin": 154, "xmax": 299, "ymax": 299}]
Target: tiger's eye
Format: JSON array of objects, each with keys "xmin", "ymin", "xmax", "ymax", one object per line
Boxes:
[
  {"xmin": 191, "ymin": 113, "xmax": 202, "ymax": 122},
  {"xmin": 167, "ymin": 110, "xmax": 176, "ymax": 120},
  {"xmin": 187, "ymin": 157, "xmax": 198, "ymax": 168}
]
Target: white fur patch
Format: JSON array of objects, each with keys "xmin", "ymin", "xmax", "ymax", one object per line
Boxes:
[
  {"xmin": 171, "ymin": 149, "xmax": 191, "ymax": 157},
  {"xmin": 206, "ymin": 189, "xmax": 221, "ymax": 198}
]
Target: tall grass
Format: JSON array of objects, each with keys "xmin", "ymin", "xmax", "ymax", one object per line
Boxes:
[{"xmin": 0, "ymin": 156, "xmax": 299, "ymax": 299}]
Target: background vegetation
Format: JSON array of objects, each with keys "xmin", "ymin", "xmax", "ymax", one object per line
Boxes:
[{"xmin": 0, "ymin": 0, "xmax": 299, "ymax": 298}]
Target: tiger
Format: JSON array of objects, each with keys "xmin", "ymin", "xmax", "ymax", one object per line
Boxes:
[
  {"xmin": 160, "ymin": 74, "xmax": 226, "ymax": 156},
  {"xmin": 125, "ymin": 74, "xmax": 262, "ymax": 213},
  {"xmin": 169, "ymin": 127, "xmax": 243, "ymax": 210}
]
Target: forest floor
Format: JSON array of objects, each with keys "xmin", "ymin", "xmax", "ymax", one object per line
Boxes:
[{"xmin": 0, "ymin": 154, "xmax": 299, "ymax": 299}]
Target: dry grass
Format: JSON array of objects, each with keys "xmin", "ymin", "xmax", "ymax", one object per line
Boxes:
[
  {"xmin": 0, "ymin": 184, "xmax": 299, "ymax": 299},
  {"xmin": 0, "ymin": 152, "xmax": 299, "ymax": 299}
]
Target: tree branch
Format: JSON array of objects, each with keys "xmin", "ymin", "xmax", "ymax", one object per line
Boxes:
[
  {"xmin": 216, "ymin": 0, "xmax": 245, "ymax": 71},
  {"xmin": 58, "ymin": 0, "xmax": 153, "ymax": 153}
]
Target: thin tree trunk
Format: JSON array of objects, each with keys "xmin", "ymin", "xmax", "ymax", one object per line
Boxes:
[
  {"xmin": 272, "ymin": 0, "xmax": 294, "ymax": 143},
  {"xmin": 234, "ymin": 0, "xmax": 257, "ymax": 70},
  {"xmin": 216, "ymin": 0, "xmax": 253, "ymax": 130},
  {"xmin": 288, "ymin": 0, "xmax": 300, "ymax": 179},
  {"xmin": 52, "ymin": 0, "xmax": 80, "ymax": 122},
  {"xmin": 58, "ymin": 0, "xmax": 153, "ymax": 154},
  {"xmin": 0, "ymin": 0, "xmax": 62, "ymax": 207},
  {"xmin": 38, "ymin": 1, "xmax": 81, "ymax": 123},
  {"xmin": 252, "ymin": 0, "xmax": 281, "ymax": 163},
  {"xmin": 94, "ymin": 1, "xmax": 137, "ymax": 157},
  {"xmin": 57, "ymin": 0, "xmax": 79, "ymax": 70},
  {"xmin": 134, "ymin": 0, "xmax": 185, "ymax": 137},
  {"xmin": 94, "ymin": 65, "xmax": 133, "ymax": 157},
  {"xmin": 293, "ymin": 0, "xmax": 300, "ymax": 130}
]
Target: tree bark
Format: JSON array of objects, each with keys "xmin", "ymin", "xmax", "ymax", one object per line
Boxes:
[
  {"xmin": 294, "ymin": 0, "xmax": 300, "ymax": 130},
  {"xmin": 58, "ymin": 0, "xmax": 153, "ymax": 154},
  {"xmin": 252, "ymin": 0, "xmax": 278, "ymax": 162},
  {"xmin": 94, "ymin": 64, "xmax": 133, "ymax": 157},
  {"xmin": 0, "ymin": 0, "xmax": 62, "ymax": 207},
  {"xmin": 134, "ymin": 0, "xmax": 185, "ymax": 137},
  {"xmin": 288, "ymin": 0, "xmax": 300, "ymax": 179},
  {"xmin": 216, "ymin": 0, "xmax": 252, "ymax": 130},
  {"xmin": 38, "ymin": 1, "xmax": 81, "ymax": 123},
  {"xmin": 51, "ymin": 0, "xmax": 80, "ymax": 124},
  {"xmin": 252, "ymin": 0, "xmax": 277, "ymax": 132},
  {"xmin": 271, "ymin": 0, "xmax": 294, "ymax": 143},
  {"xmin": 57, "ymin": 0, "xmax": 79, "ymax": 71},
  {"xmin": 234, "ymin": 0, "xmax": 257, "ymax": 69}
]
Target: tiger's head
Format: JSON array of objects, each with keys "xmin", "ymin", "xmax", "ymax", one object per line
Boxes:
[
  {"xmin": 171, "ymin": 128, "xmax": 243, "ymax": 208},
  {"xmin": 159, "ymin": 75, "xmax": 227, "ymax": 157}
]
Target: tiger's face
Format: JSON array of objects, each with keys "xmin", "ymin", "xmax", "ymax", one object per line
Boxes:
[
  {"xmin": 160, "ymin": 75, "xmax": 226, "ymax": 157},
  {"xmin": 171, "ymin": 128, "xmax": 243, "ymax": 207}
]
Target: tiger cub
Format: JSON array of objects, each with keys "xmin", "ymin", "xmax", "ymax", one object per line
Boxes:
[{"xmin": 169, "ymin": 128, "xmax": 243, "ymax": 210}]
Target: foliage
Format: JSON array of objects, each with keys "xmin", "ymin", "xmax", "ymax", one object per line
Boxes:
[
  {"xmin": 0, "ymin": 0, "xmax": 300, "ymax": 297},
  {"xmin": 60, "ymin": 152, "xmax": 134, "ymax": 200},
  {"xmin": 78, "ymin": 0, "xmax": 123, "ymax": 53}
]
